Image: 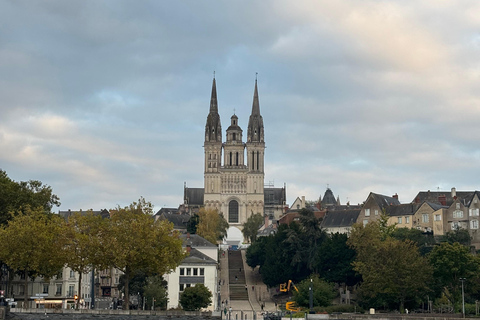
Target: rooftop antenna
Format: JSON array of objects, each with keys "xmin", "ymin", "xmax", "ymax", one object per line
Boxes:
[
  {"xmin": 255, "ymin": 72, "xmax": 258, "ymax": 81},
  {"xmin": 213, "ymin": 70, "xmax": 215, "ymax": 79}
]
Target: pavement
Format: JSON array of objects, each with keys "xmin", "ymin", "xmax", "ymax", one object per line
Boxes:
[{"xmin": 219, "ymin": 249, "xmax": 277, "ymax": 316}]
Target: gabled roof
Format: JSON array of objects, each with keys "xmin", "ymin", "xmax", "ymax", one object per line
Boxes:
[
  {"xmin": 182, "ymin": 248, "xmax": 217, "ymax": 265},
  {"xmin": 424, "ymin": 201, "xmax": 448, "ymax": 211},
  {"xmin": 180, "ymin": 233, "xmax": 216, "ymax": 248},
  {"xmin": 321, "ymin": 209, "xmax": 360, "ymax": 228},
  {"xmin": 321, "ymin": 188, "xmax": 337, "ymax": 207},
  {"xmin": 156, "ymin": 210, "xmax": 190, "ymax": 230},
  {"xmin": 368, "ymin": 192, "xmax": 400, "ymax": 210},
  {"xmin": 385, "ymin": 203, "xmax": 418, "ymax": 217},
  {"xmin": 257, "ymin": 223, "xmax": 277, "ymax": 237},
  {"xmin": 184, "ymin": 187, "xmax": 205, "ymax": 206}
]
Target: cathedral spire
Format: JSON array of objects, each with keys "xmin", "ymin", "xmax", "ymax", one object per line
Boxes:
[
  {"xmin": 210, "ymin": 77, "xmax": 218, "ymax": 114},
  {"xmin": 247, "ymin": 77, "xmax": 264, "ymax": 143},
  {"xmin": 205, "ymin": 76, "xmax": 222, "ymax": 142}
]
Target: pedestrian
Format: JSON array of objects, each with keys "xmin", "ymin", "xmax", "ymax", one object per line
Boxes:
[
  {"xmin": 261, "ymin": 303, "xmax": 264, "ymax": 311},
  {"xmin": 252, "ymin": 285, "xmax": 254, "ymax": 291},
  {"xmin": 226, "ymin": 299, "xmax": 228, "ymax": 305},
  {"xmin": 245, "ymin": 284, "xmax": 248, "ymax": 291},
  {"xmin": 239, "ymin": 267, "xmax": 242, "ymax": 272},
  {"xmin": 223, "ymin": 279, "xmax": 225, "ymax": 285},
  {"xmin": 235, "ymin": 275, "xmax": 238, "ymax": 281}
]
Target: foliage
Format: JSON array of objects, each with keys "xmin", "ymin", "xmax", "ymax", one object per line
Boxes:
[
  {"xmin": 0, "ymin": 207, "xmax": 67, "ymax": 306},
  {"xmin": 391, "ymin": 227, "xmax": 436, "ymax": 255},
  {"xmin": 143, "ymin": 275, "xmax": 168, "ymax": 310},
  {"xmin": 443, "ymin": 228, "xmax": 471, "ymax": 247},
  {"xmin": 0, "ymin": 170, "xmax": 60, "ymax": 225},
  {"xmin": 196, "ymin": 208, "xmax": 229, "ymax": 244},
  {"xmin": 242, "ymin": 213, "xmax": 264, "ymax": 243},
  {"xmin": 298, "ymin": 209, "xmax": 326, "ymax": 273},
  {"xmin": 108, "ymin": 197, "xmax": 186, "ymax": 308},
  {"xmin": 292, "ymin": 274, "xmax": 335, "ymax": 308},
  {"xmin": 117, "ymin": 269, "xmax": 149, "ymax": 299},
  {"xmin": 348, "ymin": 220, "xmax": 433, "ymax": 312},
  {"xmin": 316, "ymin": 233, "xmax": 360, "ymax": 286},
  {"xmin": 63, "ymin": 210, "xmax": 111, "ymax": 309},
  {"xmin": 179, "ymin": 284, "xmax": 212, "ymax": 311},
  {"xmin": 246, "ymin": 236, "xmax": 270, "ymax": 269},
  {"xmin": 428, "ymin": 242, "xmax": 480, "ymax": 312},
  {"xmin": 186, "ymin": 213, "xmax": 199, "ymax": 234}
]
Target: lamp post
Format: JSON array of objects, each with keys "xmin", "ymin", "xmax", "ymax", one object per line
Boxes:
[
  {"xmin": 460, "ymin": 278, "xmax": 466, "ymax": 318},
  {"xmin": 309, "ymin": 279, "xmax": 313, "ymax": 312}
]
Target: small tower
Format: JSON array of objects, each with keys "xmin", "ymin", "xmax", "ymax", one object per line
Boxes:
[{"xmin": 224, "ymin": 114, "xmax": 245, "ymax": 168}]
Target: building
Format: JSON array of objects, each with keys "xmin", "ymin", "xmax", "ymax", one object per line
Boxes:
[
  {"xmin": 185, "ymin": 77, "xmax": 286, "ymax": 244},
  {"xmin": 164, "ymin": 234, "xmax": 218, "ymax": 311}
]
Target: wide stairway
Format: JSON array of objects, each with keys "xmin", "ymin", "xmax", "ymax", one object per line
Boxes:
[{"xmin": 228, "ymin": 250, "xmax": 249, "ymax": 300}]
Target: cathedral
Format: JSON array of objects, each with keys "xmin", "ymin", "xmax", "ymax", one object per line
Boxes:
[{"xmin": 184, "ymin": 77, "xmax": 286, "ymax": 239}]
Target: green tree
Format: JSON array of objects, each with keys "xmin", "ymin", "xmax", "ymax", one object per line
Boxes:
[
  {"xmin": 108, "ymin": 197, "xmax": 186, "ymax": 308},
  {"xmin": 63, "ymin": 210, "xmax": 110, "ymax": 309},
  {"xmin": 242, "ymin": 213, "xmax": 264, "ymax": 243},
  {"xmin": 292, "ymin": 274, "xmax": 335, "ymax": 308},
  {"xmin": 196, "ymin": 208, "xmax": 229, "ymax": 244},
  {"xmin": 186, "ymin": 213, "xmax": 199, "ymax": 234},
  {"xmin": 0, "ymin": 208, "xmax": 66, "ymax": 307},
  {"xmin": 443, "ymin": 228, "xmax": 471, "ymax": 247},
  {"xmin": 348, "ymin": 220, "xmax": 433, "ymax": 311},
  {"xmin": 143, "ymin": 275, "xmax": 168, "ymax": 310},
  {"xmin": 429, "ymin": 242, "xmax": 480, "ymax": 312},
  {"xmin": 246, "ymin": 236, "xmax": 270, "ymax": 269},
  {"xmin": 179, "ymin": 284, "xmax": 212, "ymax": 311},
  {"xmin": 298, "ymin": 208, "xmax": 326, "ymax": 273},
  {"xmin": 391, "ymin": 227, "xmax": 436, "ymax": 255},
  {"xmin": 0, "ymin": 170, "xmax": 60, "ymax": 225}
]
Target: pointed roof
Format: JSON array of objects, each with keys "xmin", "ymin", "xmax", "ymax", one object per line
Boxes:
[
  {"xmin": 209, "ymin": 77, "xmax": 218, "ymax": 114},
  {"xmin": 205, "ymin": 77, "xmax": 222, "ymax": 142},
  {"xmin": 247, "ymin": 79, "xmax": 264, "ymax": 143}
]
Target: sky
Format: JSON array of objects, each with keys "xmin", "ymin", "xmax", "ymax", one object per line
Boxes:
[{"xmin": 1, "ymin": 1, "xmax": 480, "ymax": 213}]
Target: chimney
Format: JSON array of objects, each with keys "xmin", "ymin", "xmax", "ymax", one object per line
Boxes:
[
  {"xmin": 393, "ymin": 193, "xmax": 398, "ymax": 200},
  {"xmin": 415, "ymin": 197, "xmax": 420, "ymax": 204},
  {"xmin": 438, "ymin": 195, "xmax": 447, "ymax": 206},
  {"xmin": 264, "ymin": 214, "xmax": 269, "ymax": 227},
  {"xmin": 187, "ymin": 232, "xmax": 190, "ymax": 239},
  {"xmin": 451, "ymin": 187, "xmax": 457, "ymax": 198},
  {"xmin": 186, "ymin": 245, "xmax": 191, "ymax": 253},
  {"xmin": 301, "ymin": 196, "xmax": 305, "ymax": 209}
]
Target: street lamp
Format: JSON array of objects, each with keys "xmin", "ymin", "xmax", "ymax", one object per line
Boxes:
[{"xmin": 460, "ymin": 278, "xmax": 466, "ymax": 318}]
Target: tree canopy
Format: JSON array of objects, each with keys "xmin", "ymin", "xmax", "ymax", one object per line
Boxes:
[
  {"xmin": 242, "ymin": 212, "xmax": 264, "ymax": 243},
  {"xmin": 179, "ymin": 284, "xmax": 212, "ymax": 311},
  {"xmin": 196, "ymin": 207, "xmax": 229, "ymax": 244}
]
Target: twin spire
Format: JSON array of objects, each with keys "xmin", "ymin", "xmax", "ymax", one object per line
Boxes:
[{"xmin": 206, "ymin": 74, "xmax": 264, "ymax": 143}]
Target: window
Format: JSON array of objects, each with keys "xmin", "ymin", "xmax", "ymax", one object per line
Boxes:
[
  {"xmin": 69, "ymin": 270, "xmax": 75, "ymax": 279},
  {"xmin": 398, "ymin": 217, "xmax": 402, "ymax": 224},
  {"xmin": 193, "ymin": 268, "xmax": 198, "ymax": 276},
  {"xmin": 68, "ymin": 285, "xmax": 75, "ymax": 297},
  {"xmin": 43, "ymin": 284, "xmax": 49, "ymax": 294},
  {"xmin": 229, "ymin": 200, "xmax": 239, "ymax": 223},
  {"xmin": 374, "ymin": 210, "xmax": 378, "ymax": 216},
  {"xmin": 179, "ymin": 284, "xmax": 185, "ymax": 292},
  {"xmin": 232, "ymin": 133, "xmax": 236, "ymax": 141},
  {"xmin": 453, "ymin": 210, "xmax": 464, "ymax": 218},
  {"xmin": 470, "ymin": 208, "xmax": 479, "ymax": 216},
  {"xmin": 56, "ymin": 284, "xmax": 62, "ymax": 296},
  {"xmin": 186, "ymin": 268, "xmax": 191, "ymax": 276},
  {"xmin": 180, "ymin": 268, "xmax": 184, "ymax": 276},
  {"xmin": 434, "ymin": 214, "xmax": 441, "ymax": 221},
  {"xmin": 365, "ymin": 209, "xmax": 370, "ymax": 217},
  {"xmin": 452, "ymin": 222, "xmax": 459, "ymax": 230},
  {"xmin": 405, "ymin": 217, "xmax": 410, "ymax": 224},
  {"xmin": 422, "ymin": 214, "xmax": 429, "ymax": 223},
  {"xmin": 363, "ymin": 219, "xmax": 368, "ymax": 227},
  {"xmin": 456, "ymin": 203, "xmax": 461, "ymax": 209},
  {"xmin": 200, "ymin": 268, "xmax": 204, "ymax": 276},
  {"xmin": 471, "ymin": 220, "xmax": 479, "ymax": 229}
]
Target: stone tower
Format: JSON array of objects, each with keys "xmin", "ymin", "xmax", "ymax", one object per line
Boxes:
[{"xmin": 203, "ymin": 78, "xmax": 265, "ymax": 227}]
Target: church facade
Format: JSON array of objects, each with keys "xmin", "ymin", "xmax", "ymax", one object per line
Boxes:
[{"xmin": 183, "ymin": 77, "xmax": 286, "ymax": 236}]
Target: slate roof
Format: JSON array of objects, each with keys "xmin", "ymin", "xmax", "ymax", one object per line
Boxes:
[
  {"xmin": 369, "ymin": 192, "xmax": 401, "ymax": 210},
  {"xmin": 156, "ymin": 210, "xmax": 190, "ymax": 230},
  {"xmin": 180, "ymin": 234, "xmax": 217, "ymax": 248},
  {"xmin": 321, "ymin": 188, "xmax": 337, "ymax": 207},
  {"xmin": 182, "ymin": 248, "xmax": 217, "ymax": 265},
  {"xmin": 58, "ymin": 209, "xmax": 110, "ymax": 220},
  {"xmin": 184, "ymin": 187, "xmax": 205, "ymax": 206},
  {"xmin": 385, "ymin": 203, "xmax": 418, "ymax": 216},
  {"xmin": 321, "ymin": 209, "xmax": 360, "ymax": 229},
  {"xmin": 257, "ymin": 223, "xmax": 277, "ymax": 237},
  {"xmin": 264, "ymin": 188, "xmax": 286, "ymax": 206},
  {"xmin": 412, "ymin": 190, "xmax": 475, "ymax": 207}
]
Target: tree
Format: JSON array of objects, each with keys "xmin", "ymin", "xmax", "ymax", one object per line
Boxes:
[
  {"xmin": 63, "ymin": 211, "xmax": 110, "ymax": 309},
  {"xmin": 179, "ymin": 284, "xmax": 212, "ymax": 311},
  {"xmin": 443, "ymin": 228, "xmax": 471, "ymax": 247},
  {"xmin": 298, "ymin": 208, "xmax": 326, "ymax": 273},
  {"xmin": 429, "ymin": 242, "xmax": 480, "ymax": 312},
  {"xmin": 246, "ymin": 236, "xmax": 270, "ymax": 269},
  {"xmin": 0, "ymin": 208, "xmax": 66, "ymax": 307},
  {"xmin": 0, "ymin": 170, "xmax": 60, "ymax": 225},
  {"xmin": 143, "ymin": 275, "xmax": 168, "ymax": 310},
  {"xmin": 186, "ymin": 213, "xmax": 199, "ymax": 234},
  {"xmin": 196, "ymin": 208, "xmax": 229, "ymax": 244},
  {"xmin": 348, "ymin": 220, "xmax": 433, "ymax": 311},
  {"xmin": 108, "ymin": 197, "xmax": 186, "ymax": 308},
  {"xmin": 292, "ymin": 274, "xmax": 335, "ymax": 308},
  {"xmin": 242, "ymin": 213, "xmax": 264, "ymax": 243}
]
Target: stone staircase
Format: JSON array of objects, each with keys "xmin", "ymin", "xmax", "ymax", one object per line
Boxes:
[{"xmin": 228, "ymin": 250, "xmax": 248, "ymax": 300}]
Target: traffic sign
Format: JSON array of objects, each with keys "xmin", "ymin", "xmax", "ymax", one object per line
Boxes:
[{"xmin": 35, "ymin": 293, "xmax": 48, "ymax": 297}]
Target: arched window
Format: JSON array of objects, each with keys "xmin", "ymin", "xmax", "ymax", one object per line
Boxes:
[
  {"xmin": 229, "ymin": 200, "xmax": 239, "ymax": 223},
  {"xmin": 236, "ymin": 152, "xmax": 239, "ymax": 166},
  {"xmin": 229, "ymin": 152, "xmax": 232, "ymax": 166}
]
